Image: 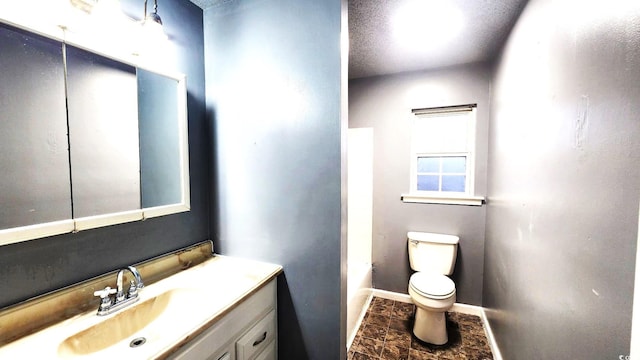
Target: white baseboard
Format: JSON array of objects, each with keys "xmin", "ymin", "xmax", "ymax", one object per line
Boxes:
[
  {"xmin": 451, "ymin": 302, "xmax": 483, "ymax": 316},
  {"xmin": 481, "ymin": 309, "xmax": 503, "ymax": 360},
  {"xmin": 371, "ymin": 288, "xmax": 411, "ymax": 303},
  {"xmin": 371, "ymin": 288, "xmax": 482, "ymax": 316},
  {"xmin": 368, "ymin": 289, "xmax": 502, "ymax": 359}
]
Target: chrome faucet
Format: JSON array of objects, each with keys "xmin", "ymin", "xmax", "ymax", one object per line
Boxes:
[
  {"xmin": 93, "ymin": 266, "xmax": 145, "ymax": 316},
  {"xmin": 116, "ymin": 266, "xmax": 145, "ymax": 301}
]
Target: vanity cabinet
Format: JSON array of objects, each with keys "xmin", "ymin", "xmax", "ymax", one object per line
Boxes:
[{"xmin": 169, "ymin": 279, "xmax": 277, "ymax": 360}]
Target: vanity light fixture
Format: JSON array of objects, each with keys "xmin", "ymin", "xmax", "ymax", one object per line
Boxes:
[
  {"xmin": 68, "ymin": 0, "xmax": 167, "ymax": 41},
  {"xmin": 142, "ymin": 0, "xmax": 166, "ymax": 40},
  {"xmin": 143, "ymin": 0, "xmax": 162, "ymax": 27}
]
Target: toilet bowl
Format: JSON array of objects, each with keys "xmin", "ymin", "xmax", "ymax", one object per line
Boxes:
[
  {"xmin": 408, "ymin": 272, "xmax": 456, "ymax": 345},
  {"xmin": 407, "ymin": 232, "xmax": 459, "ymax": 345}
]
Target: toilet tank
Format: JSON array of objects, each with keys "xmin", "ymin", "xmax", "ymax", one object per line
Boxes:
[{"xmin": 407, "ymin": 232, "xmax": 459, "ymax": 275}]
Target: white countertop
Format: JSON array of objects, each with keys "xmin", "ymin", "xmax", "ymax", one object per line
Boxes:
[{"xmin": 0, "ymin": 255, "xmax": 282, "ymax": 359}]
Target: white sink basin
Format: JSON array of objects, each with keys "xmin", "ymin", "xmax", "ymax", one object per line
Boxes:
[{"xmin": 57, "ymin": 288, "xmax": 202, "ymax": 357}]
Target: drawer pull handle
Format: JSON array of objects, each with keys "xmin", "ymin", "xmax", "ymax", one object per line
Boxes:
[{"xmin": 252, "ymin": 331, "xmax": 268, "ymax": 347}]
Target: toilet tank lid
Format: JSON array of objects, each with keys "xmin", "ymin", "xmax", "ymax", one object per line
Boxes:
[{"xmin": 407, "ymin": 232, "xmax": 459, "ymax": 244}]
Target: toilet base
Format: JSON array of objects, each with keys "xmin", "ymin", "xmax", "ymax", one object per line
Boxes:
[{"xmin": 413, "ymin": 307, "xmax": 448, "ymax": 345}]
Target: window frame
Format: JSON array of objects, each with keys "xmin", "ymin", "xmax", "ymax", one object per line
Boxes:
[{"xmin": 402, "ymin": 105, "xmax": 484, "ymax": 206}]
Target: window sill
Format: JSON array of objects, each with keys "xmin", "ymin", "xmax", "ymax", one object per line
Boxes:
[{"xmin": 400, "ymin": 193, "xmax": 485, "ymax": 206}]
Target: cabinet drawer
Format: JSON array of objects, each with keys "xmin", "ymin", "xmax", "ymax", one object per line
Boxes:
[{"xmin": 236, "ymin": 310, "xmax": 276, "ymax": 360}]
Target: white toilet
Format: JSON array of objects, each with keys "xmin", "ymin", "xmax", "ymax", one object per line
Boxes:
[{"xmin": 407, "ymin": 231, "xmax": 459, "ymax": 345}]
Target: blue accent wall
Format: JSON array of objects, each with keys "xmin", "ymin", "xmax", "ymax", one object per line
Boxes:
[{"xmin": 203, "ymin": 1, "xmax": 345, "ymax": 358}]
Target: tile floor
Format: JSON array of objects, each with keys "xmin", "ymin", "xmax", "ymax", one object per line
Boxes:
[{"xmin": 348, "ymin": 297, "xmax": 494, "ymax": 360}]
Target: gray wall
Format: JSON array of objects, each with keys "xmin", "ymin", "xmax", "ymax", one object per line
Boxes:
[
  {"xmin": 484, "ymin": 0, "xmax": 640, "ymax": 358},
  {"xmin": 0, "ymin": 0, "xmax": 208, "ymax": 309},
  {"xmin": 348, "ymin": 63, "xmax": 492, "ymax": 306},
  {"xmin": 203, "ymin": 1, "xmax": 345, "ymax": 359}
]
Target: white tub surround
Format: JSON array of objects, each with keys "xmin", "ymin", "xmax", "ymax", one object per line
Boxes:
[
  {"xmin": 346, "ymin": 128, "xmax": 374, "ymax": 349},
  {"xmin": 346, "ymin": 263, "xmax": 372, "ymax": 348}
]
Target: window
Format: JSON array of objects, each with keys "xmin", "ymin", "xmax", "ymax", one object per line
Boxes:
[
  {"xmin": 416, "ymin": 155, "xmax": 467, "ymax": 192},
  {"xmin": 402, "ymin": 104, "xmax": 484, "ymax": 206}
]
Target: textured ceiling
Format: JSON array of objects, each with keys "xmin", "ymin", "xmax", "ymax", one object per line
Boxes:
[
  {"xmin": 190, "ymin": 0, "xmax": 528, "ymax": 79},
  {"xmin": 348, "ymin": 0, "xmax": 528, "ymax": 79}
]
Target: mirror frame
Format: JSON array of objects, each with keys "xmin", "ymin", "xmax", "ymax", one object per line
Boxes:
[{"xmin": 0, "ymin": 7, "xmax": 190, "ymax": 246}]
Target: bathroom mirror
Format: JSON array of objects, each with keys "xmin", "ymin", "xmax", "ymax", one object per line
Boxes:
[
  {"xmin": 0, "ymin": 23, "xmax": 73, "ymax": 233},
  {"xmin": 66, "ymin": 45, "xmax": 142, "ymax": 219},
  {"xmin": 0, "ymin": 19, "xmax": 190, "ymax": 245}
]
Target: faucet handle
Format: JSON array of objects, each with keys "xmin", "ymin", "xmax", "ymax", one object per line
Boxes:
[
  {"xmin": 93, "ymin": 286, "xmax": 117, "ymax": 299},
  {"xmin": 94, "ymin": 286, "xmax": 116, "ymax": 312},
  {"xmin": 127, "ymin": 266, "xmax": 144, "ymax": 289},
  {"xmin": 127, "ymin": 280, "xmax": 139, "ymax": 298}
]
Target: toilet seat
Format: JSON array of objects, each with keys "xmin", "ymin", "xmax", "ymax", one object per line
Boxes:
[{"xmin": 409, "ymin": 272, "xmax": 455, "ymax": 300}]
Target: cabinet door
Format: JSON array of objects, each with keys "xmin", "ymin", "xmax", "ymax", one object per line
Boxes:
[
  {"xmin": 254, "ymin": 340, "xmax": 276, "ymax": 360},
  {"xmin": 168, "ymin": 280, "xmax": 276, "ymax": 360},
  {"xmin": 209, "ymin": 347, "xmax": 233, "ymax": 360}
]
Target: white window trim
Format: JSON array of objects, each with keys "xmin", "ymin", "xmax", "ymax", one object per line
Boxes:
[
  {"xmin": 400, "ymin": 193, "xmax": 485, "ymax": 206},
  {"xmin": 403, "ymin": 105, "xmax": 485, "ymax": 206}
]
